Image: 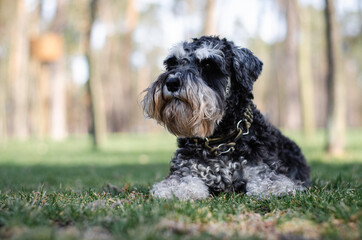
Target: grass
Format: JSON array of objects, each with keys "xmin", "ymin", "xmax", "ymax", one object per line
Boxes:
[{"xmin": 0, "ymin": 130, "xmax": 361, "ymax": 240}]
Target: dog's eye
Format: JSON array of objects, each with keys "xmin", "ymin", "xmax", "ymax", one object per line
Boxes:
[
  {"xmin": 181, "ymin": 59, "xmax": 189, "ymax": 65},
  {"xmin": 164, "ymin": 57, "xmax": 178, "ymax": 69},
  {"xmin": 201, "ymin": 59, "xmax": 215, "ymax": 69}
]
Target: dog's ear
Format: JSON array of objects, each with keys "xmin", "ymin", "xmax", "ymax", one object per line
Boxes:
[{"xmin": 231, "ymin": 47, "xmax": 263, "ymax": 92}]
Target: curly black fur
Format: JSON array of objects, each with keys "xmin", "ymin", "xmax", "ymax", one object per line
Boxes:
[{"xmin": 174, "ymin": 103, "xmax": 311, "ymax": 194}]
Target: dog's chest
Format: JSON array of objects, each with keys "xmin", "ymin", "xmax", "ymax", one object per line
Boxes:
[{"xmin": 171, "ymin": 152, "xmax": 246, "ymax": 193}]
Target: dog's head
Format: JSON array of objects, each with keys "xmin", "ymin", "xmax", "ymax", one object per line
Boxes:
[{"xmin": 142, "ymin": 36, "xmax": 263, "ymax": 138}]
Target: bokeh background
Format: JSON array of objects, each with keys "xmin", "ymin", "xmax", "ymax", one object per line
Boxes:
[{"xmin": 0, "ymin": 0, "xmax": 361, "ymax": 154}]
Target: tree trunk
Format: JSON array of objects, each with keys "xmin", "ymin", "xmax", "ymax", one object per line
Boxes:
[
  {"xmin": 49, "ymin": 0, "xmax": 67, "ymax": 140},
  {"xmin": 50, "ymin": 60, "xmax": 67, "ymax": 140},
  {"xmin": 37, "ymin": 63, "xmax": 50, "ymax": 137},
  {"xmin": 298, "ymin": 6, "xmax": 315, "ymax": 138},
  {"xmin": 8, "ymin": 0, "xmax": 29, "ymax": 139},
  {"xmin": 283, "ymin": 0, "xmax": 301, "ymax": 130},
  {"xmin": 0, "ymin": 0, "xmax": 7, "ymax": 141},
  {"xmin": 86, "ymin": 0, "xmax": 107, "ymax": 148},
  {"xmin": 0, "ymin": 49, "xmax": 6, "ymax": 142},
  {"xmin": 324, "ymin": 0, "xmax": 346, "ymax": 155},
  {"xmin": 202, "ymin": 0, "xmax": 217, "ymax": 35},
  {"xmin": 119, "ymin": 0, "xmax": 138, "ymax": 131}
]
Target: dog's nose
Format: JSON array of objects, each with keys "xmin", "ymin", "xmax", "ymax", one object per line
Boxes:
[{"xmin": 165, "ymin": 77, "xmax": 181, "ymax": 92}]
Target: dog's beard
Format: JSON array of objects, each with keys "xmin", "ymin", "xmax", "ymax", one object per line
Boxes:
[{"xmin": 142, "ymin": 74, "xmax": 224, "ymax": 138}]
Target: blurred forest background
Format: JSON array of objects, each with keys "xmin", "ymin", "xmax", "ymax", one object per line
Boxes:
[{"xmin": 0, "ymin": 0, "xmax": 361, "ymax": 154}]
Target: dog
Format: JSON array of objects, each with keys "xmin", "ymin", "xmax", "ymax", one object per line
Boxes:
[{"xmin": 142, "ymin": 36, "xmax": 310, "ymax": 200}]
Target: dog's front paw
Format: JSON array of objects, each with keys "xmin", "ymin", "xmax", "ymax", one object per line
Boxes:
[{"xmin": 151, "ymin": 175, "xmax": 209, "ymax": 200}]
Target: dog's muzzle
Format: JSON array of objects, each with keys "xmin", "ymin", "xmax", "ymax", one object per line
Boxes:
[{"xmin": 142, "ymin": 70, "xmax": 224, "ymax": 138}]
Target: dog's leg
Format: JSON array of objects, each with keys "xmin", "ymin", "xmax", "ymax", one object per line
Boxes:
[
  {"xmin": 243, "ymin": 163, "xmax": 305, "ymax": 197},
  {"xmin": 150, "ymin": 175, "xmax": 209, "ymax": 200}
]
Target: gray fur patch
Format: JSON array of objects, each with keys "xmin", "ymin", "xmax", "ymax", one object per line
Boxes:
[
  {"xmin": 243, "ymin": 163, "xmax": 305, "ymax": 197},
  {"xmin": 151, "ymin": 175, "xmax": 209, "ymax": 200}
]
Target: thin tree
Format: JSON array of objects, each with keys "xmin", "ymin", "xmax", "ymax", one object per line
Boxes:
[
  {"xmin": 283, "ymin": 0, "xmax": 302, "ymax": 130},
  {"xmin": 324, "ymin": 0, "xmax": 346, "ymax": 155},
  {"xmin": 8, "ymin": 0, "xmax": 29, "ymax": 139},
  {"xmin": 119, "ymin": 0, "xmax": 138, "ymax": 130},
  {"xmin": 298, "ymin": 5, "xmax": 315, "ymax": 138},
  {"xmin": 0, "ymin": 60, "xmax": 6, "ymax": 141},
  {"xmin": 85, "ymin": 0, "xmax": 107, "ymax": 148},
  {"xmin": 0, "ymin": 0, "xmax": 8, "ymax": 141},
  {"xmin": 49, "ymin": 0, "xmax": 67, "ymax": 140},
  {"xmin": 202, "ymin": 0, "xmax": 217, "ymax": 35}
]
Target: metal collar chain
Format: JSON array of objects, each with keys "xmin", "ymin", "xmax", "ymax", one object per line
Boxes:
[{"xmin": 203, "ymin": 105, "xmax": 253, "ymax": 156}]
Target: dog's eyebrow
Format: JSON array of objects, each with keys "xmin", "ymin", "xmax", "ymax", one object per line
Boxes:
[
  {"xmin": 168, "ymin": 42, "xmax": 187, "ymax": 59},
  {"xmin": 194, "ymin": 44, "xmax": 224, "ymax": 61}
]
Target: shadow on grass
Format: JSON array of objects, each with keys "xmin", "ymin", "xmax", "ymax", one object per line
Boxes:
[
  {"xmin": 0, "ymin": 160, "xmax": 360, "ymax": 193},
  {"xmin": 309, "ymin": 161, "xmax": 361, "ymax": 191},
  {"xmin": 310, "ymin": 161, "xmax": 361, "ymax": 179},
  {"xmin": 0, "ymin": 163, "xmax": 170, "ymax": 192}
]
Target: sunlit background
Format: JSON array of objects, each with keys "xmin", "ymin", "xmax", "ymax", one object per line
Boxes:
[{"xmin": 0, "ymin": 0, "xmax": 361, "ymax": 150}]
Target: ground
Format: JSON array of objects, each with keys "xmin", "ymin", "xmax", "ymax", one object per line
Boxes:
[{"xmin": 0, "ymin": 131, "xmax": 361, "ymax": 240}]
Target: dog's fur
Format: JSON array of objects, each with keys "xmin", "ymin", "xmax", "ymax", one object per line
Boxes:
[{"xmin": 142, "ymin": 36, "xmax": 310, "ymax": 200}]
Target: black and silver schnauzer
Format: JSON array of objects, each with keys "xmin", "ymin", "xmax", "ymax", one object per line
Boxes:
[{"xmin": 142, "ymin": 36, "xmax": 310, "ymax": 200}]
